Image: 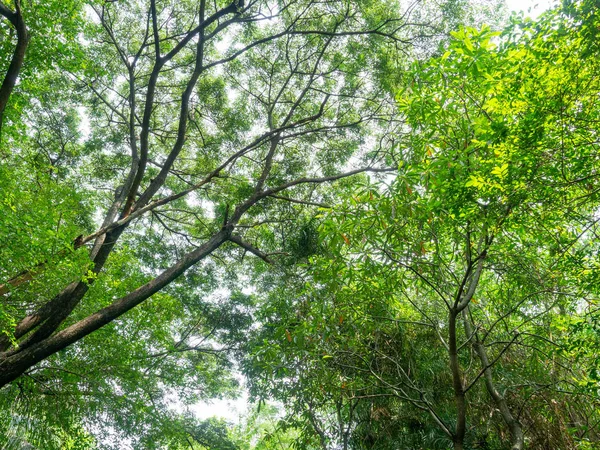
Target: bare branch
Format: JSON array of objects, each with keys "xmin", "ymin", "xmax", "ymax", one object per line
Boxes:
[{"xmin": 229, "ymin": 235, "xmax": 273, "ymax": 264}]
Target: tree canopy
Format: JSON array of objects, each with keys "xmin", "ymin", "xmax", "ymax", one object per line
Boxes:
[{"xmin": 0, "ymin": 0, "xmax": 599, "ymax": 448}]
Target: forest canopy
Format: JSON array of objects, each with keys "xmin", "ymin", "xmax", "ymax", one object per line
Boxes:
[{"xmin": 0, "ymin": 0, "xmax": 599, "ymax": 449}]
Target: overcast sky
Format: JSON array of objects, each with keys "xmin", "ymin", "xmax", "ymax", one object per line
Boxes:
[{"xmin": 505, "ymin": 0, "xmax": 556, "ymax": 17}]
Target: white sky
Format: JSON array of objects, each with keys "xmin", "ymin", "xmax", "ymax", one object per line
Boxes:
[
  {"xmin": 505, "ymin": 0, "xmax": 555, "ymax": 18},
  {"xmin": 193, "ymin": 395, "xmax": 248, "ymax": 421}
]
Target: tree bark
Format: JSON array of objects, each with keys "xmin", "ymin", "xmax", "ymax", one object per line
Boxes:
[
  {"xmin": 462, "ymin": 308, "xmax": 524, "ymax": 450},
  {"xmin": 0, "ymin": 228, "xmax": 231, "ymax": 387},
  {"xmin": 449, "ymin": 309, "xmax": 466, "ymax": 450},
  {"xmin": 0, "ymin": 0, "xmax": 29, "ymax": 133}
]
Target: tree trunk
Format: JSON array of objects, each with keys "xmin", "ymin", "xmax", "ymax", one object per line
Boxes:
[
  {"xmin": 0, "ymin": 228, "xmax": 230, "ymax": 388},
  {"xmin": 0, "ymin": 1, "xmax": 29, "ymax": 133},
  {"xmin": 449, "ymin": 309, "xmax": 466, "ymax": 449},
  {"xmin": 462, "ymin": 308, "xmax": 524, "ymax": 450}
]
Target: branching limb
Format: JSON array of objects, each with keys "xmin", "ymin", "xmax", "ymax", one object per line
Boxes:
[
  {"xmin": 0, "ymin": 0, "xmax": 29, "ymax": 134},
  {"xmin": 229, "ymin": 234, "xmax": 273, "ymax": 264}
]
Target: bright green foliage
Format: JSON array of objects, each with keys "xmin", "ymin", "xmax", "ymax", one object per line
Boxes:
[
  {"xmin": 2, "ymin": 0, "xmax": 600, "ymax": 448},
  {"xmin": 0, "ymin": 152, "xmax": 92, "ymax": 336},
  {"xmin": 0, "ymin": 0, "xmax": 454, "ymax": 446},
  {"xmin": 0, "ymin": 0, "xmax": 88, "ymax": 139},
  {"xmin": 245, "ymin": 2, "xmax": 600, "ymax": 449}
]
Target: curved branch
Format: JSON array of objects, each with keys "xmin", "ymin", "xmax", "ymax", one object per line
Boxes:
[
  {"xmin": 0, "ymin": 0, "xmax": 29, "ymax": 133},
  {"xmin": 0, "ymin": 228, "xmax": 232, "ymax": 386}
]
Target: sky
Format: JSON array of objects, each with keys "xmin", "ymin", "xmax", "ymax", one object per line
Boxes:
[
  {"xmin": 505, "ymin": 0, "xmax": 556, "ymax": 18},
  {"xmin": 192, "ymin": 0, "xmax": 557, "ymax": 425}
]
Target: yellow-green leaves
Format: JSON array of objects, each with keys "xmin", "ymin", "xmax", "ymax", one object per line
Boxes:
[
  {"xmin": 465, "ymin": 175, "xmax": 486, "ymax": 189},
  {"xmin": 491, "ymin": 163, "xmax": 509, "ymax": 179}
]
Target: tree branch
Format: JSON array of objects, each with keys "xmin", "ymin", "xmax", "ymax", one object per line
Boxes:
[
  {"xmin": 0, "ymin": 0, "xmax": 29, "ymax": 134},
  {"xmin": 229, "ymin": 234, "xmax": 273, "ymax": 264}
]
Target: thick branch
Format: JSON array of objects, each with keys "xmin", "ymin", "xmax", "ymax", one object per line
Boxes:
[
  {"xmin": 230, "ymin": 166, "xmax": 395, "ymax": 222},
  {"xmin": 456, "ymin": 251, "xmax": 486, "ymax": 312},
  {"xmin": 229, "ymin": 235, "xmax": 273, "ymax": 264},
  {"xmin": 0, "ymin": 0, "xmax": 29, "ymax": 133},
  {"xmin": 0, "ymin": 228, "xmax": 232, "ymax": 387}
]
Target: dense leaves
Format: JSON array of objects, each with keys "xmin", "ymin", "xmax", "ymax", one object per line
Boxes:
[
  {"xmin": 244, "ymin": 2, "xmax": 600, "ymax": 449},
  {"xmin": 1, "ymin": 0, "xmax": 600, "ymax": 448}
]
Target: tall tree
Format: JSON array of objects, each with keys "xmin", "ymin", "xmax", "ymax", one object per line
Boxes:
[
  {"xmin": 0, "ymin": 4, "xmax": 473, "ymax": 447},
  {"xmin": 244, "ymin": 2, "xmax": 600, "ymax": 449}
]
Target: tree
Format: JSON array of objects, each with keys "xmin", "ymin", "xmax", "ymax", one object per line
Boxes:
[
  {"xmin": 6, "ymin": 0, "xmax": 600, "ymax": 447},
  {"xmin": 244, "ymin": 2, "xmax": 600, "ymax": 449},
  {"xmin": 0, "ymin": 0, "xmax": 470, "ymax": 445},
  {"xmin": 0, "ymin": 0, "xmax": 414, "ymax": 385}
]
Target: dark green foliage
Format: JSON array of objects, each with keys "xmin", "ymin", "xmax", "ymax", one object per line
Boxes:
[{"xmin": 1, "ymin": 0, "xmax": 600, "ymax": 448}]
